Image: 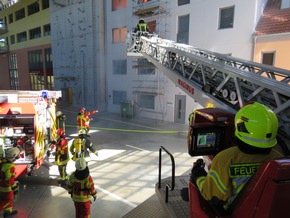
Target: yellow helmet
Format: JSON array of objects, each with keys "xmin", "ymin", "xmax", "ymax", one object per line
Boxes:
[{"xmin": 234, "ymin": 102, "xmax": 278, "ymax": 148}]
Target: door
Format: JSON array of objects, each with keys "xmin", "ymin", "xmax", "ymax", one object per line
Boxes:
[{"xmin": 174, "ymin": 95, "xmax": 186, "ymax": 124}]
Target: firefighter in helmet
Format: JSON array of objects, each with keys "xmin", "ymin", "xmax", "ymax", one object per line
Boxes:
[
  {"xmin": 190, "ymin": 102, "xmax": 284, "ymax": 214},
  {"xmin": 52, "ymin": 128, "xmax": 70, "ymax": 186},
  {"xmin": 134, "ymin": 17, "xmax": 150, "ymax": 34},
  {"xmin": 76, "ymin": 107, "xmax": 98, "ymax": 136},
  {"xmin": 70, "ymin": 129, "xmax": 98, "ymax": 162},
  {"xmin": 67, "ymin": 157, "xmax": 97, "ymax": 218},
  {"xmin": 0, "ymin": 147, "xmax": 20, "ymax": 217}
]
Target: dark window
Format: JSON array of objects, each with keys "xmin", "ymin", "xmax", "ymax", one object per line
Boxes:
[
  {"xmin": 29, "ymin": 27, "xmax": 41, "ymax": 40},
  {"xmin": 262, "ymin": 52, "xmax": 275, "ymax": 66},
  {"xmin": 17, "ymin": 31, "xmax": 27, "ymax": 42},
  {"xmin": 10, "ymin": 35, "xmax": 15, "ymax": 44},
  {"xmin": 43, "ymin": 24, "xmax": 51, "ymax": 36},
  {"xmin": 177, "ymin": 14, "xmax": 189, "ymax": 44},
  {"xmin": 178, "ymin": 0, "xmax": 190, "ymax": 6},
  {"xmin": 29, "ymin": 50, "xmax": 44, "ymax": 90},
  {"xmin": 113, "ymin": 59, "xmax": 127, "ymax": 74},
  {"xmin": 219, "ymin": 6, "xmax": 235, "ymax": 29},
  {"xmin": 15, "ymin": 8, "xmax": 25, "ymax": 21},
  {"xmin": 42, "ymin": 0, "xmax": 50, "ymax": 10},
  {"xmin": 8, "ymin": 14, "xmax": 13, "ymax": 23},
  {"xmin": 28, "ymin": 2, "xmax": 40, "ymax": 16},
  {"xmin": 139, "ymin": 94, "xmax": 155, "ymax": 110},
  {"xmin": 8, "ymin": 54, "xmax": 19, "ymax": 90}
]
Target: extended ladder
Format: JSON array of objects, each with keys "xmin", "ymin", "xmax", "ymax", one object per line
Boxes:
[{"xmin": 127, "ymin": 33, "xmax": 290, "ymax": 142}]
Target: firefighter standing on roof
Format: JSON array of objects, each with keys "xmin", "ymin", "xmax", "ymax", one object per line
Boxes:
[
  {"xmin": 68, "ymin": 157, "xmax": 97, "ymax": 218},
  {"xmin": 190, "ymin": 102, "xmax": 284, "ymax": 213},
  {"xmin": 52, "ymin": 129, "xmax": 70, "ymax": 186},
  {"xmin": 70, "ymin": 129, "xmax": 98, "ymax": 162},
  {"xmin": 0, "ymin": 147, "xmax": 20, "ymax": 217},
  {"xmin": 76, "ymin": 108, "xmax": 98, "ymax": 136}
]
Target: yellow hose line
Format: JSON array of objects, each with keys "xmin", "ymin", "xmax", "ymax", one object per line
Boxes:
[{"xmin": 66, "ymin": 124, "xmax": 188, "ymax": 134}]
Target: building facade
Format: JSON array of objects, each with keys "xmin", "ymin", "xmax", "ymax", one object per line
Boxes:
[
  {"xmin": 1, "ymin": 0, "xmax": 289, "ymax": 124},
  {"xmin": 0, "ymin": 0, "xmax": 52, "ymax": 90}
]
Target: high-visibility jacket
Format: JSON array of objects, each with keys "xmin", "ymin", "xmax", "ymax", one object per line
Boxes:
[
  {"xmin": 54, "ymin": 138, "xmax": 70, "ymax": 166},
  {"xmin": 136, "ymin": 23, "xmax": 149, "ymax": 32},
  {"xmin": 67, "ymin": 173, "xmax": 97, "ymax": 202},
  {"xmin": 70, "ymin": 137, "xmax": 97, "ymax": 162},
  {"xmin": 77, "ymin": 111, "xmax": 97, "ymax": 130},
  {"xmin": 196, "ymin": 146, "xmax": 283, "ymax": 210},
  {"xmin": 0, "ymin": 159, "xmax": 17, "ymax": 192}
]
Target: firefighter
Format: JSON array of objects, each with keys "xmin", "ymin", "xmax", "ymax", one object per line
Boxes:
[
  {"xmin": 0, "ymin": 147, "xmax": 20, "ymax": 217},
  {"xmin": 52, "ymin": 128, "xmax": 70, "ymax": 186},
  {"xmin": 76, "ymin": 107, "xmax": 98, "ymax": 136},
  {"xmin": 134, "ymin": 18, "xmax": 150, "ymax": 34},
  {"xmin": 190, "ymin": 102, "xmax": 284, "ymax": 214},
  {"xmin": 70, "ymin": 129, "xmax": 98, "ymax": 162},
  {"xmin": 67, "ymin": 157, "xmax": 97, "ymax": 218}
]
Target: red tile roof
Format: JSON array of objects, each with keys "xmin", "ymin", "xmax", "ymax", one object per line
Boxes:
[{"xmin": 255, "ymin": 0, "xmax": 290, "ymax": 36}]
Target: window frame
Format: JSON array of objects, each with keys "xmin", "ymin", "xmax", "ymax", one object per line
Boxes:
[{"xmin": 219, "ymin": 6, "xmax": 235, "ymax": 29}]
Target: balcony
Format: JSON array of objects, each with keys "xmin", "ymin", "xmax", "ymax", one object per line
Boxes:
[{"xmin": 133, "ymin": 0, "xmax": 168, "ymax": 18}]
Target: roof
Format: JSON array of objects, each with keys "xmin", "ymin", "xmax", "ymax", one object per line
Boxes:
[{"xmin": 255, "ymin": 0, "xmax": 290, "ymax": 36}]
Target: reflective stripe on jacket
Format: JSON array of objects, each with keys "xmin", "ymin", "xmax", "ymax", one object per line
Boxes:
[
  {"xmin": 196, "ymin": 146, "xmax": 283, "ymax": 209},
  {"xmin": 67, "ymin": 174, "xmax": 97, "ymax": 202},
  {"xmin": 55, "ymin": 138, "xmax": 70, "ymax": 166}
]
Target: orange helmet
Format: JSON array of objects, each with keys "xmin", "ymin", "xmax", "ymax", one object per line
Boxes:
[
  {"xmin": 79, "ymin": 107, "xmax": 86, "ymax": 113},
  {"xmin": 57, "ymin": 128, "xmax": 65, "ymax": 138}
]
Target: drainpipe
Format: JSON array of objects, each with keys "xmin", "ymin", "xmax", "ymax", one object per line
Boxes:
[{"xmin": 252, "ymin": 35, "xmax": 257, "ymax": 62}]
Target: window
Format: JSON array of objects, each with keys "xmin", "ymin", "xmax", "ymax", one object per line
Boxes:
[
  {"xmin": 113, "ymin": 59, "xmax": 127, "ymax": 75},
  {"xmin": 29, "ymin": 27, "xmax": 41, "ymax": 40},
  {"xmin": 281, "ymin": 0, "xmax": 290, "ymax": 9},
  {"xmin": 177, "ymin": 14, "xmax": 189, "ymax": 44},
  {"xmin": 45, "ymin": 48, "xmax": 54, "ymax": 90},
  {"xmin": 113, "ymin": 90, "xmax": 127, "ymax": 105},
  {"xmin": 15, "ymin": 8, "xmax": 25, "ymax": 21},
  {"xmin": 8, "ymin": 14, "xmax": 13, "ymax": 23},
  {"xmin": 43, "ymin": 24, "xmax": 51, "ymax": 36},
  {"xmin": 8, "ymin": 54, "xmax": 19, "ymax": 90},
  {"xmin": 28, "ymin": 2, "xmax": 40, "ymax": 16},
  {"xmin": 112, "ymin": 27, "xmax": 127, "ymax": 43},
  {"xmin": 219, "ymin": 6, "xmax": 234, "ymax": 29},
  {"xmin": 17, "ymin": 31, "xmax": 27, "ymax": 42},
  {"xmin": 178, "ymin": 0, "xmax": 190, "ymax": 6},
  {"xmin": 29, "ymin": 50, "xmax": 44, "ymax": 90},
  {"xmin": 42, "ymin": 0, "xmax": 50, "ymax": 10},
  {"xmin": 112, "ymin": 0, "xmax": 127, "ymax": 11},
  {"xmin": 262, "ymin": 52, "xmax": 275, "ymax": 66},
  {"xmin": 10, "ymin": 35, "xmax": 15, "ymax": 44},
  {"xmin": 139, "ymin": 93, "xmax": 155, "ymax": 110},
  {"xmin": 137, "ymin": 59, "xmax": 155, "ymax": 75}
]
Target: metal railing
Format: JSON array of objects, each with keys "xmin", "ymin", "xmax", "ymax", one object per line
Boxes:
[{"xmin": 158, "ymin": 146, "xmax": 175, "ymax": 203}]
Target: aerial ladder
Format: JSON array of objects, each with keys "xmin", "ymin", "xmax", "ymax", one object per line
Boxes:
[{"xmin": 127, "ymin": 32, "xmax": 290, "ymax": 217}]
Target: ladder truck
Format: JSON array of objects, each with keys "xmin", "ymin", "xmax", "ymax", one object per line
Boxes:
[
  {"xmin": 0, "ymin": 90, "xmax": 63, "ymax": 178},
  {"xmin": 127, "ymin": 32, "xmax": 290, "ymax": 217}
]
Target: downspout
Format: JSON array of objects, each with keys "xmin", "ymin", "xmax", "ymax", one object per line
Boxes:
[{"xmin": 252, "ymin": 35, "xmax": 258, "ymax": 62}]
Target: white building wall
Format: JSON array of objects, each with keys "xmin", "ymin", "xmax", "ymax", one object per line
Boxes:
[
  {"xmin": 170, "ymin": 0, "xmax": 268, "ymax": 60},
  {"xmin": 51, "ymin": 0, "xmax": 268, "ymax": 123}
]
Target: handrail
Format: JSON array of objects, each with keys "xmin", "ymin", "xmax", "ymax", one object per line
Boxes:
[{"xmin": 158, "ymin": 146, "xmax": 175, "ymax": 203}]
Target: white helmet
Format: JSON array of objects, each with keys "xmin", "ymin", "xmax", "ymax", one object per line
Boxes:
[
  {"xmin": 56, "ymin": 111, "xmax": 63, "ymax": 117},
  {"xmin": 75, "ymin": 157, "xmax": 87, "ymax": 171},
  {"xmin": 78, "ymin": 129, "xmax": 87, "ymax": 136},
  {"xmin": 5, "ymin": 147, "xmax": 20, "ymax": 160}
]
